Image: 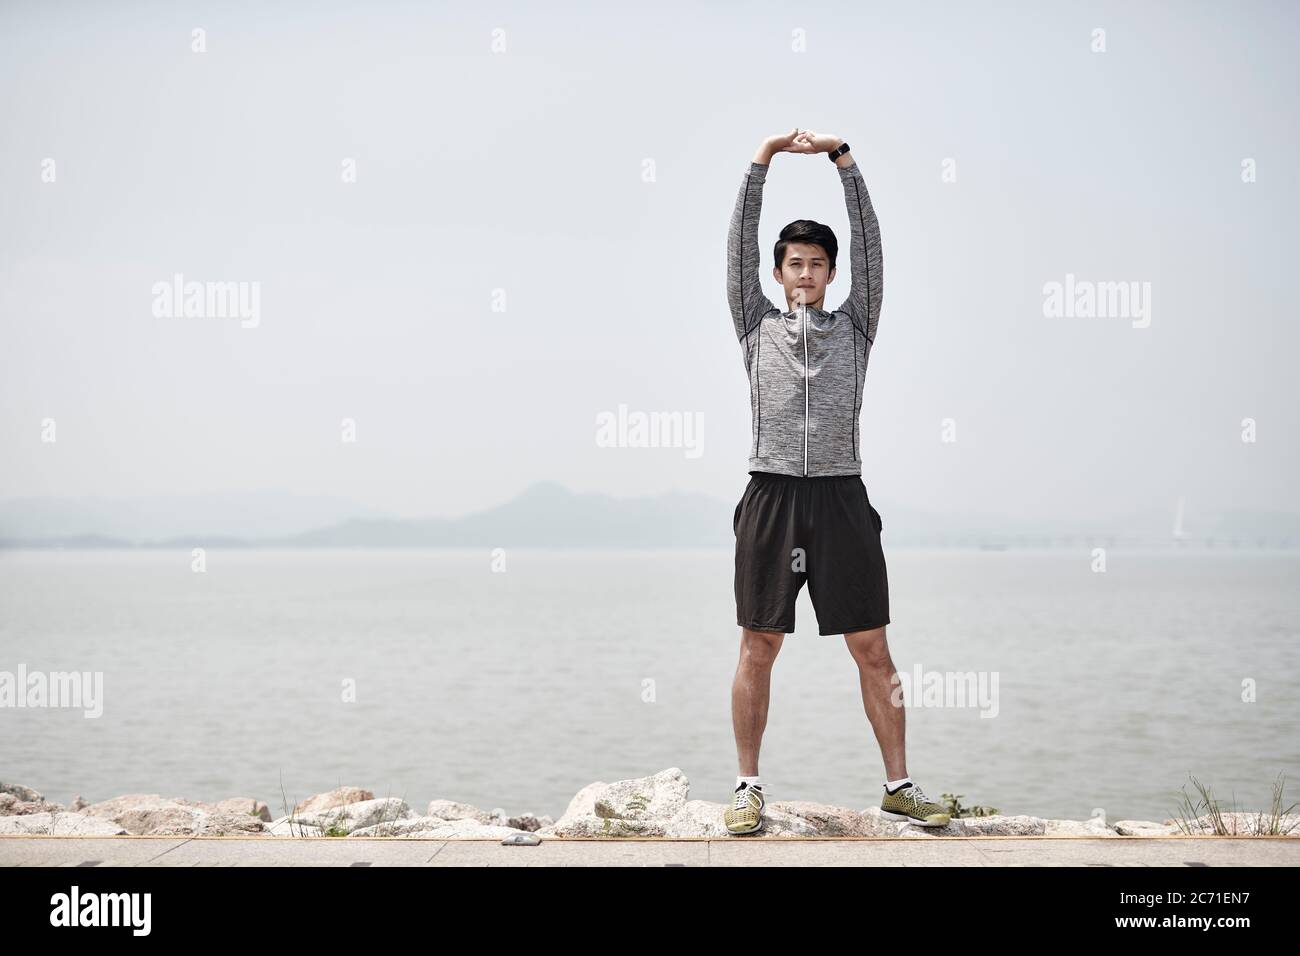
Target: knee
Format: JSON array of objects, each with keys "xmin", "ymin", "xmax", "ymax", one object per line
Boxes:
[
  {"xmin": 739, "ymin": 629, "xmax": 783, "ymax": 667},
  {"xmin": 858, "ymin": 649, "xmax": 894, "ymax": 674},
  {"xmin": 847, "ymin": 630, "xmax": 892, "ymax": 670}
]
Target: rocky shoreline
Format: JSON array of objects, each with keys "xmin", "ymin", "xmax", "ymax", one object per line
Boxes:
[{"xmin": 4, "ymin": 769, "xmax": 1296, "ymax": 839}]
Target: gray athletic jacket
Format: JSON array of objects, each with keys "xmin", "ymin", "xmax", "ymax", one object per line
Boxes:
[{"xmin": 726, "ymin": 159, "xmax": 883, "ymax": 477}]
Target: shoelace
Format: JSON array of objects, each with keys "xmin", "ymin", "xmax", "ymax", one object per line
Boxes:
[
  {"xmin": 896, "ymin": 783, "xmax": 933, "ymax": 806},
  {"xmin": 733, "ymin": 785, "xmax": 763, "ymax": 811}
]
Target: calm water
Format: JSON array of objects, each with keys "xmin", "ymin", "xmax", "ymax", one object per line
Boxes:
[{"xmin": 2, "ymin": 548, "xmax": 1297, "ymax": 824}]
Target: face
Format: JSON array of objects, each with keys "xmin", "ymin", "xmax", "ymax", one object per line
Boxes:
[{"xmin": 774, "ymin": 242, "xmax": 836, "ymax": 311}]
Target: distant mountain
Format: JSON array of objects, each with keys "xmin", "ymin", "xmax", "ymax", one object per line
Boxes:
[
  {"xmin": 0, "ymin": 482, "xmax": 737, "ymax": 550},
  {"xmin": 0, "ymin": 490, "xmax": 388, "ymax": 542},
  {"xmin": 0, "ymin": 483, "xmax": 1296, "ymax": 550},
  {"xmin": 279, "ymin": 481, "xmax": 729, "ymax": 548}
]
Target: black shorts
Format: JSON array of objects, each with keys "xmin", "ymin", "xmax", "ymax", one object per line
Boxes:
[{"xmin": 733, "ymin": 471, "xmax": 890, "ymax": 636}]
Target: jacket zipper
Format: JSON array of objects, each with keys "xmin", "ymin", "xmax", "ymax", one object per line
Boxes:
[{"xmin": 802, "ymin": 304, "xmax": 808, "ymax": 476}]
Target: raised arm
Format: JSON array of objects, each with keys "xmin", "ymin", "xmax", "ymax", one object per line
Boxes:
[
  {"xmin": 727, "ymin": 131, "xmax": 802, "ymax": 345},
  {"xmin": 832, "ymin": 152, "xmax": 883, "ymax": 344}
]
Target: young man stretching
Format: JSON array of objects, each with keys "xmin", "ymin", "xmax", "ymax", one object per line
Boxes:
[{"xmin": 723, "ymin": 128, "xmax": 949, "ymax": 834}]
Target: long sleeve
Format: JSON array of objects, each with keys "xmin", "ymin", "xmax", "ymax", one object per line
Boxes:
[
  {"xmin": 726, "ymin": 161, "xmax": 779, "ymax": 344},
  {"xmin": 833, "ymin": 161, "xmax": 883, "ymax": 344}
]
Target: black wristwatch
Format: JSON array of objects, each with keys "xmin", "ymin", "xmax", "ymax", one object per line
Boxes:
[{"xmin": 828, "ymin": 141, "xmax": 850, "ymax": 162}]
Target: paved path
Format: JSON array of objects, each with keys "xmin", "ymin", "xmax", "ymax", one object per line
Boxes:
[{"xmin": 3, "ymin": 835, "xmax": 1297, "ymax": 866}]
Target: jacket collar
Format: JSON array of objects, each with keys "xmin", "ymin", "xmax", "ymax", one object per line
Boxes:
[{"xmin": 782, "ymin": 304, "xmax": 827, "ymax": 320}]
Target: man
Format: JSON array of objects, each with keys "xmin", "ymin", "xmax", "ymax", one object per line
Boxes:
[{"xmin": 723, "ymin": 128, "xmax": 949, "ymax": 834}]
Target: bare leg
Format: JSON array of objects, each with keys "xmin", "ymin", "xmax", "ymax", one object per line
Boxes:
[
  {"xmin": 844, "ymin": 626, "xmax": 907, "ymax": 781},
  {"xmin": 732, "ymin": 627, "xmax": 785, "ymax": 776}
]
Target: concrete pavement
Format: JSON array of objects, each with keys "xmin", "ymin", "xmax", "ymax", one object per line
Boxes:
[{"xmin": 3, "ymin": 834, "xmax": 1298, "ymax": 866}]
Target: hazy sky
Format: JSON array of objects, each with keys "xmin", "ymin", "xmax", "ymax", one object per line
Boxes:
[{"xmin": 2, "ymin": 0, "xmax": 1296, "ymax": 525}]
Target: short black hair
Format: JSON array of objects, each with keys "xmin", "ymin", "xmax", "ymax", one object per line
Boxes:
[{"xmin": 774, "ymin": 220, "xmax": 838, "ymax": 272}]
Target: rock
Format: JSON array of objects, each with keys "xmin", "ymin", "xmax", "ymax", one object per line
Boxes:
[
  {"xmin": 81, "ymin": 794, "xmax": 201, "ymax": 834},
  {"xmin": 426, "ymin": 799, "xmax": 493, "ymax": 825},
  {"xmin": 858, "ymin": 806, "xmax": 904, "ymax": 834},
  {"xmin": 652, "ymin": 800, "xmax": 735, "ymax": 838},
  {"xmin": 26, "ymin": 772, "xmax": 1273, "ymax": 841},
  {"xmin": 6, "ymin": 788, "xmax": 269, "ymax": 831},
  {"xmin": 213, "ymin": 798, "xmax": 272, "ymax": 821},
  {"xmin": 504, "ymin": 813, "xmax": 552, "ymax": 832},
  {"xmin": 293, "ymin": 787, "xmax": 374, "ymax": 816},
  {"xmin": 659, "ymin": 799, "xmax": 866, "ymax": 838},
  {"xmin": 154, "ymin": 809, "xmax": 269, "ymax": 837},
  {"xmin": 348, "ymin": 816, "xmax": 533, "ymax": 839},
  {"xmin": 545, "ymin": 780, "xmax": 604, "ymax": 826},
  {"xmin": 594, "ymin": 768, "xmax": 689, "ymax": 821},
  {"xmin": 857, "ymin": 806, "xmax": 967, "ymax": 837},
  {"xmin": 543, "ymin": 771, "xmax": 683, "ymax": 838},
  {"xmin": 1, "ymin": 782, "xmax": 44, "ymax": 803},
  {"xmin": 0, "ymin": 811, "xmax": 128, "ymax": 836},
  {"xmin": 953, "ymin": 814, "xmax": 1046, "ymax": 836},
  {"xmin": 264, "ymin": 816, "xmax": 326, "ymax": 837},
  {"xmin": 0, "ymin": 790, "xmax": 66, "ymax": 816},
  {"xmin": 0, "ymin": 785, "xmax": 64, "ymax": 817},
  {"xmin": 170, "ymin": 797, "xmax": 272, "ymax": 822},
  {"xmin": 1170, "ymin": 812, "xmax": 1300, "ymax": 836},
  {"xmin": 547, "ymin": 769, "xmax": 886, "ymax": 838},
  {"xmin": 1044, "ymin": 817, "xmax": 1117, "ymax": 836},
  {"xmin": 777, "ymin": 801, "xmax": 880, "ymax": 836},
  {"xmin": 293, "ymin": 798, "xmax": 414, "ymax": 834},
  {"xmin": 547, "ymin": 814, "xmax": 668, "ymax": 838},
  {"xmin": 81, "ymin": 793, "xmax": 267, "ymax": 836},
  {"xmin": 1114, "ymin": 820, "xmax": 1177, "ymax": 836},
  {"xmin": 545, "ymin": 780, "xmax": 1087, "ymax": 839}
]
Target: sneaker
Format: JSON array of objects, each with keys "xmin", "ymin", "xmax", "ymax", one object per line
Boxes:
[
  {"xmin": 879, "ymin": 781, "xmax": 951, "ymax": 827},
  {"xmin": 723, "ymin": 782, "xmax": 766, "ymax": 834}
]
